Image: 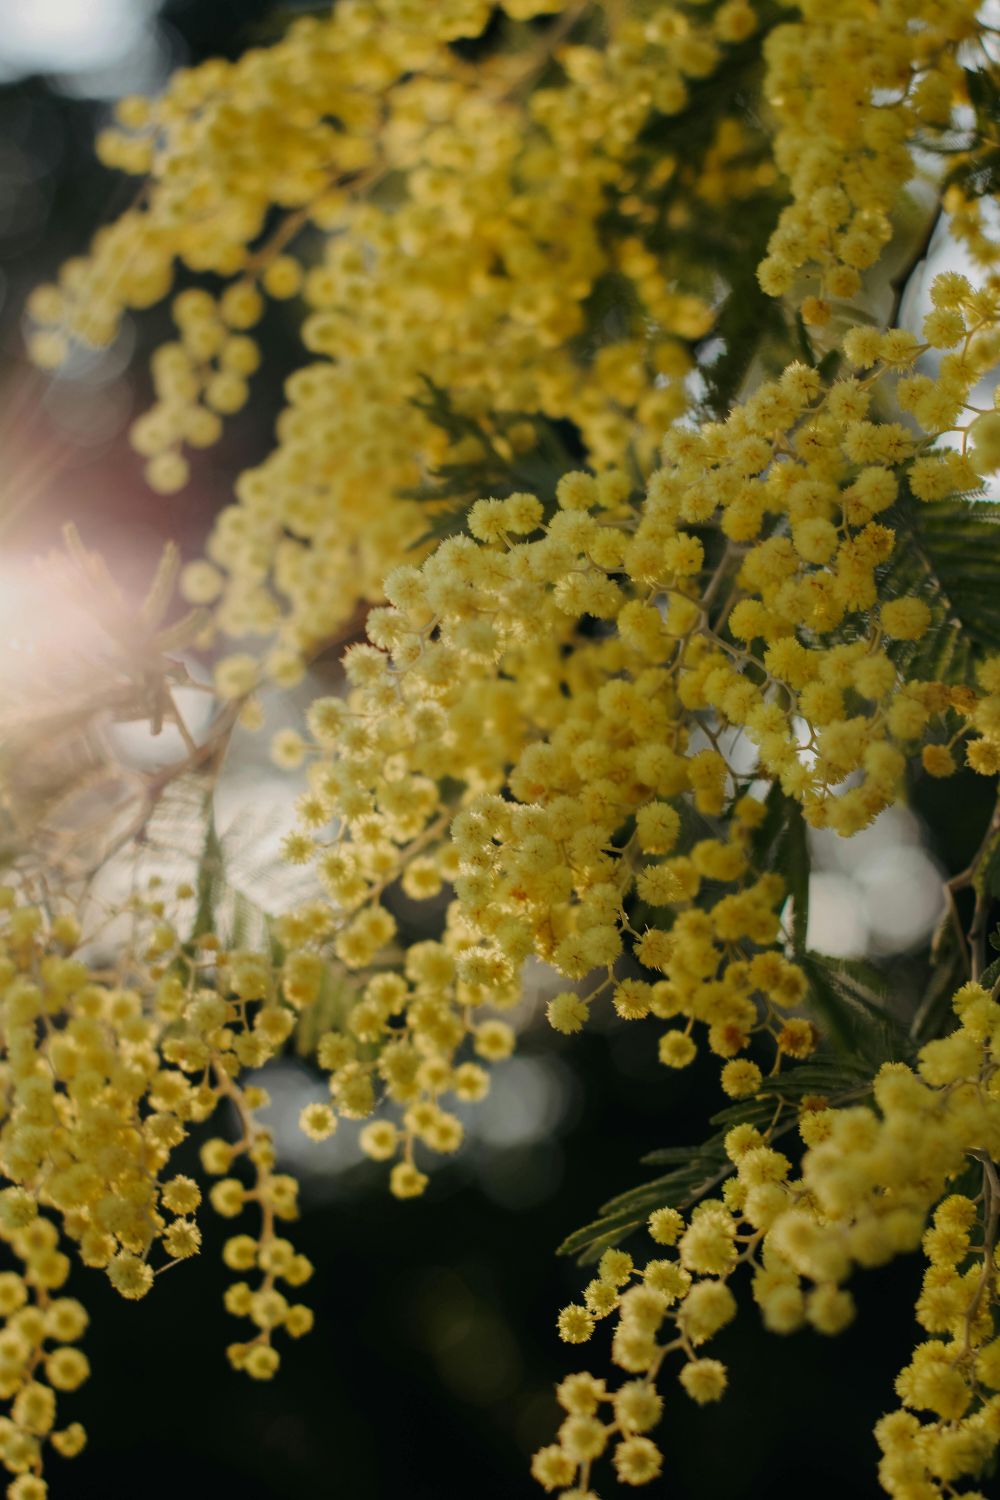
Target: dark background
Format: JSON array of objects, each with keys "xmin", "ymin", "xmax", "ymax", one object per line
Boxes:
[{"xmin": 0, "ymin": 5, "xmax": 990, "ymax": 1498}]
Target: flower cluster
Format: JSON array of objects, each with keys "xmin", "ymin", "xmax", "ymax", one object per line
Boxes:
[
  {"xmin": 0, "ymin": 888, "xmax": 329, "ymax": 1492},
  {"xmin": 279, "ymin": 295, "xmax": 1000, "ymax": 1145},
  {"xmin": 269, "ymin": 255, "xmax": 1000, "ymax": 1500},
  {"xmin": 0, "ymin": 1213, "xmax": 88, "ymax": 1500},
  {"xmin": 757, "ymin": 0, "xmax": 980, "ymax": 322},
  {"xmin": 8, "ymin": 0, "xmax": 1000, "ymax": 1496},
  {"xmin": 536, "ymin": 975, "xmax": 1000, "ymax": 1498},
  {"xmin": 25, "ymin": 0, "xmax": 782, "ymax": 660}
]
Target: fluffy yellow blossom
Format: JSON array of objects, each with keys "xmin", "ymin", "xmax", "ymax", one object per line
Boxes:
[
  {"xmin": 8, "ymin": 3, "xmax": 1000, "ymax": 1497},
  {"xmin": 25, "ymin": 0, "xmax": 773, "ymax": 659}
]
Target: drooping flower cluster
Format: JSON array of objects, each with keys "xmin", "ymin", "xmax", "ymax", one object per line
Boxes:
[
  {"xmin": 537, "ymin": 975, "xmax": 1000, "ymax": 1498},
  {"xmin": 757, "ymin": 0, "xmax": 981, "ymax": 321},
  {"xmin": 6, "ymin": 1, "xmax": 1000, "ymax": 1497},
  {"xmin": 0, "ymin": 887, "xmax": 329, "ymax": 1488},
  {"xmin": 278, "ymin": 292, "xmax": 1000, "ymax": 1120},
  {"xmin": 25, "ymin": 0, "xmax": 780, "ymax": 659}
]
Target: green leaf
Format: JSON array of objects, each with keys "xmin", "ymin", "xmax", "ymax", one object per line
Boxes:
[
  {"xmin": 699, "ymin": 259, "xmax": 787, "ymax": 417},
  {"xmin": 294, "ymin": 962, "xmax": 357, "ymax": 1057},
  {"xmin": 944, "ymin": 150, "xmax": 1000, "ymax": 202},
  {"xmin": 557, "ymin": 1140, "xmax": 731, "ymax": 1260},
  {"xmin": 751, "ymin": 786, "xmax": 810, "ymax": 953},
  {"xmin": 559, "ymin": 1052, "xmax": 879, "ymax": 1261},
  {"xmin": 783, "ymin": 808, "xmax": 810, "ymax": 955},
  {"xmin": 910, "ymin": 916, "xmax": 968, "ymax": 1044},
  {"xmin": 707, "ymin": 1054, "xmax": 876, "ymax": 1136},
  {"xmin": 800, "ymin": 951, "xmax": 910, "ymax": 1062},
  {"xmin": 404, "ymin": 377, "xmax": 583, "ymax": 548},
  {"xmin": 192, "ymin": 808, "xmax": 224, "ymax": 941},
  {"xmin": 981, "ymin": 831, "xmax": 1000, "ymax": 902},
  {"xmin": 981, "ymin": 926, "xmax": 1000, "ymax": 991},
  {"xmin": 573, "ymin": 270, "xmax": 643, "ymax": 349},
  {"xmin": 409, "ymin": 375, "xmax": 496, "ymax": 448},
  {"xmin": 913, "ymin": 497, "xmax": 1000, "ymax": 653},
  {"xmin": 882, "ymin": 487, "xmax": 1000, "ymax": 678},
  {"xmin": 407, "ymin": 500, "xmax": 478, "ymax": 552},
  {"xmin": 183, "ymin": 794, "xmax": 319, "ymax": 959},
  {"xmin": 125, "ymin": 772, "xmax": 217, "ymax": 910},
  {"xmin": 964, "ymin": 66, "xmax": 997, "ymax": 122}
]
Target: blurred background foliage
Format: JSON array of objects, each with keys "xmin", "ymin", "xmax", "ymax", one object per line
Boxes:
[{"xmin": 0, "ymin": 4, "xmax": 994, "ymax": 1497}]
